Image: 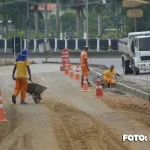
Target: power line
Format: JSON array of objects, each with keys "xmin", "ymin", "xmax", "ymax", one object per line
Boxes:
[
  {"xmin": 21, "ymin": 0, "xmax": 100, "ymax": 7},
  {"xmin": 0, "ymin": 0, "xmax": 23, "ymax": 5}
]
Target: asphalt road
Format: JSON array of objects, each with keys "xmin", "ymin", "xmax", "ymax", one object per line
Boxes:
[
  {"xmin": 32, "ymin": 58, "xmax": 150, "ymax": 81},
  {"xmin": 1, "ymin": 57, "xmax": 150, "ymax": 81},
  {"xmin": 1, "ymin": 64, "xmax": 150, "ymax": 150}
]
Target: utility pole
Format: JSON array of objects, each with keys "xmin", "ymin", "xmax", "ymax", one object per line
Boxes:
[
  {"xmin": 115, "ymin": 0, "xmax": 117, "ymax": 16},
  {"xmin": 44, "ymin": 0, "xmax": 48, "ymax": 39},
  {"xmin": 86, "ymin": 0, "xmax": 88, "ymax": 46},
  {"xmin": 26, "ymin": 0, "xmax": 29, "ymax": 50},
  {"xmin": 56, "ymin": 0, "xmax": 60, "ymax": 38},
  {"xmin": 114, "ymin": 0, "xmax": 119, "ymax": 39}
]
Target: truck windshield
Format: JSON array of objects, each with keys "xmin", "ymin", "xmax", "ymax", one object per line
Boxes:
[{"xmin": 139, "ymin": 37, "xmax": 150, "ymax": 51}]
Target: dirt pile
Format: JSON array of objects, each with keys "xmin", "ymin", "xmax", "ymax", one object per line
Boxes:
[
  {"xmin": 101, "ymin": 91, "xmax": 150, "ymax": 127},
  {"xmin": 46, "ymin": 100, "xmax": 131, "ymax": 150}
]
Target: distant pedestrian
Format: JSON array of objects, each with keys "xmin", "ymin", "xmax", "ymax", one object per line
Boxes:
[
  {"xmin": 80, "ymin": 46, "xmax": 92, "ymax": 88},
  {"xmin": 12, "ymin": 49, "xmax": 32, "ymax": 104}
]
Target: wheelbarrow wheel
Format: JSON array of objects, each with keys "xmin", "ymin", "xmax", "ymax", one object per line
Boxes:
[{"xmin": 34, "ymin": 94, "xmax": 41, "ymax": 103}]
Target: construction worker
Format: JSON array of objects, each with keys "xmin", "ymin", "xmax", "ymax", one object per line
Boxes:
[
  {"xmin": 80, "ymin": 46, "xmax": 92, "ymax": 88},
  {"xmin": 102, "ymin": 65, "xmax": 117, "ymax": 87},
  {"xmin": 12, "ymin": 49, "xmax": 31, "ymax": 104}
]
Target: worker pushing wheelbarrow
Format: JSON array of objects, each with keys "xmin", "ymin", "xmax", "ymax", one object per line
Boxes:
[{"xmin": 12, "ymin": 49, "xmax": 47, "ymax": 104}]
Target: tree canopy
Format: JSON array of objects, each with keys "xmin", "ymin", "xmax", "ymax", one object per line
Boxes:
[{"xmin": 0, "ymin": 0, "xmax": 150, "ymax": 39}]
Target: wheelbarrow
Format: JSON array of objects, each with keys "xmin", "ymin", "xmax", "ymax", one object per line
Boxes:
[{"xmin": 26, "ymin": 81, "xmax": 47, "ymax": 103}]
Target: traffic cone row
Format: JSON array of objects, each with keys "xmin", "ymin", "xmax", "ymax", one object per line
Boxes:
[
  {"xmin": 60, "ymin": 49, "xmax": 70, "ymax": 71},
  {"xmin": 61, "ymin": 53, "xmax": 104, "ymax": 97},
  {"xmin": 69, "ymin": 65, "xmax": 74, "ymax": 79},
  {"xmin": 64, "ymin": 60, "xmax": 69, "ymax": 76},
  {"xmin": 75, "ymin": 65, "xmax": 80, "ymax": 80},
  {"xmin": 0, "ymin": 90, "xmax": 7, "ymax": 122},
  {"xmin": 63, "ymin": 63, "xmax": 104, "ymax": 96}
]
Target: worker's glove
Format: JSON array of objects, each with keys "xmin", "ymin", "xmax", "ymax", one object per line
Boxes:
[{"xmin": 29, "ymin": 77, "xmax": 32, "ymax": 81}]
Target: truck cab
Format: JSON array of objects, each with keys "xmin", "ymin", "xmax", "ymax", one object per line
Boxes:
[
  {"xmin": 118, "ymin": 31, "xmax": 150, "ymax": 75},
  {"xmin": 132, "ymin": 36, "xmax": 150, "ymax": 74}
]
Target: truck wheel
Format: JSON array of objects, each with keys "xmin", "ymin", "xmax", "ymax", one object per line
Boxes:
[{"xmin": 123, "ymin": 60, "xmax": 130, "ymax": 74}]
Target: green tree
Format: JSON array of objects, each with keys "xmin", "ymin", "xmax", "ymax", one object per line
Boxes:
[
  {"xmin": 30, "ymin": 0, "xmax": 45, "ymax": 38},
  {"xmin": 71, "ymin": 0, "xmax": 86, "ymax": 37},
  {"xmin": 50, "ymin": 0, "xmax": 68, "ymax": 38}
]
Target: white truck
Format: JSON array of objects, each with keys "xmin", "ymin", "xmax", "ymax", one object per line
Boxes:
[{"xmin": 118, "ymin": 31, "xmax": 150, "ymax": 75}]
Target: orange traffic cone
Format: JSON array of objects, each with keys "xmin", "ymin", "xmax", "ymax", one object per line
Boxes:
[
  {"xmin": 0, "ymin": 90, "xmax": 7, "ymax": 122},
  {"xmin": 64, "ymin": 61, "xmax": 69, "ymax": 76},
  {"xmin": 81, "ymin": 76, "xmax": 90, "ymax": 92},
  {"xmin": 69, "ymin": 66, "xmax": 74, "ymax": 79},
  {"xmin": 69, "ymin": 63, "xmax": 72, "ymax": 70},
  {"xmin": 95, "ymin": 76, "xmax": 104, "ymax": 97},
  {"xmin": 75, "ymin": 65, "xmax": 80, "ymax": 80}
]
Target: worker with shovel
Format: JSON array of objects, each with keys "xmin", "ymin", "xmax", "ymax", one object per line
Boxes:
[
  {"xmin": 12, "ymin": 49, "xmax": 32, "ymax": 104},
  {"xmin": 102, "ymin": 65, "xmax": 117, "ymax": 88}
]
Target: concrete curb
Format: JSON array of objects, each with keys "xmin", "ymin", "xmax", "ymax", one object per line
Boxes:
[
  {"xmin": 42, "ymin": 61, "xmax": 108, "ymax": 69},
  {"xmin": 90, "ymin": 69, "xmax": 150, "ymax": 101},
  {"xmin": 115, "ymin": 82, "xmax": 150, "ymax": 101},
  {"xmin": 44, "ymin": 61, "xmax": 150, "ymax": 101}
]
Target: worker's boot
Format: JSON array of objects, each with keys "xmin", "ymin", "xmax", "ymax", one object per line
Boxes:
[
  {"xmin": 20, "ymin": 101, "xmax": 28, "ymax": 104},
  {"xmin": 12, "ymin": 95, "xmax": 16, "ymax": 104}
]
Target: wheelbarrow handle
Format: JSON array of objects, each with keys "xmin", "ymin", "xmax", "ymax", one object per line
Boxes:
[{"xmin": 28, "ymin": 79, "xmax": 33, "ymax": 84}]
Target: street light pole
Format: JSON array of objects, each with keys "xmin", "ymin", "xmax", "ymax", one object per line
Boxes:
[
  {"xmin": 26, "ymin": 0, "xmax": 29, "ymax": 50},
  {"xmin": 56, "ymin": 0, "xmax": 60, "ymax": 39},
  {"xmin": 86, "ymin": 0, "xmax": 88, "ymax": 47},
  {"xmin": 114, "ymin": 0, "xmax": 119, "ymax": 39},
  {"xmin": 100, "ymin": 1, "xmax": 121, "ymax": 39},
  {"xmin": 45, "ymin": 0, "xmax": 48, "ymax": 39}
]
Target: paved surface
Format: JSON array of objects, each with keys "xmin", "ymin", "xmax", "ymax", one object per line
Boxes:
[
  {"xmin": 27, "ymin": 57, "xmax": 150, "ymax": 81},
  {"xmin": 0, "ymin": 57, "xmax": 150, "ymax": 81},
  {"xmin": 0, "ymin": 64, "xmax": 150, "ymax": 150}
]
